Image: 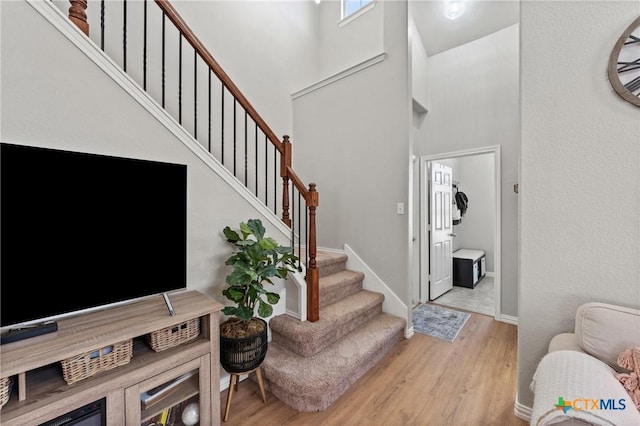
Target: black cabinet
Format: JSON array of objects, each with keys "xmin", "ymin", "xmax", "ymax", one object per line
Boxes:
[{"xmin": 453, "ymin": 249, "xmax": 486, "ymax": 288}]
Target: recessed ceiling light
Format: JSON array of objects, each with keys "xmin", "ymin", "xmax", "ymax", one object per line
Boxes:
[{"xmin": 444, "ymin": 0, "xmax": 465, "ymax": 20}]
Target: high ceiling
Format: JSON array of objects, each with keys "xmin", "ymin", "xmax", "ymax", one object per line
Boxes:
[{"xmin": 410, "ymin": 0, "xmax": 520, "ymax": 57}]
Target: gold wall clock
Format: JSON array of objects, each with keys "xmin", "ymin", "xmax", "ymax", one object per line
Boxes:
[{"xmin": 608, "ymin": 16, "xmax": 640, "ymax": 107}]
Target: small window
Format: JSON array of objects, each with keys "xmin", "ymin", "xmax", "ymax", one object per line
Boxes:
[{"xmin": 342, "ymin": 0, "xmax": 373, "ymax": 19}]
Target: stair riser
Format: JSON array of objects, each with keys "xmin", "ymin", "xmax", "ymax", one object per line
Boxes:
[
  {"xmin": 320, "ymin": 275, "xmax": 363, "ymax": 307},
  {"xmin": 317, "ymin": 259, "xmax": 347, "ymax": 277}
]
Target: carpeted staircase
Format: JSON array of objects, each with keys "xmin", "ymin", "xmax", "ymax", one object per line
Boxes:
[{"xmin": 261, "ymin": 250, "xmax": 407, "ymax": 412}]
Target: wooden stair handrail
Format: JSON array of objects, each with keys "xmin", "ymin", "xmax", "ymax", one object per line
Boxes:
[{"xmin": 287, "ymin": 167, "xmax": 317, "ymax": 205}]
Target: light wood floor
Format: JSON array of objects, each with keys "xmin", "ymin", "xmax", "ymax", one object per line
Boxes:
[{"xmin": 220, "ymin": 310, "xmax": 528, "ymax": 425}]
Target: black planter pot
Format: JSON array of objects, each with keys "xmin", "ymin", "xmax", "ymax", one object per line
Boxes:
[{"xmin": 220, "ymin": 318, "xmax": 268, "ymax": 374}]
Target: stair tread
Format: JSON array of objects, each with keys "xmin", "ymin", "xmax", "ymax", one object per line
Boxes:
[
  {"xmin": 263, "ymin": 313, "xmax": 406, "ymax": 391},
  {"xmin": 319, "ymin": 269, "xmax": 364, "ymax": 289},
  {"xmin": 270, "ymin": 291, "xmax": 383, "ymax": 342},
  {"xmin": 314, "ymin": 250, "xmax": 348, "ymax": 265},
  {"xmin": 318, "ymin": 269, "xmax": 364, "ymax": 307}
]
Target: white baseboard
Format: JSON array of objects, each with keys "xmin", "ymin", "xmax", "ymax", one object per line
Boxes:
[
  {"xmin": 316, "ymin": 246, "xmax": 345, "ymax": 254},
  {"xmin": 499, "ymin": 314, "xmax": 518, "ymax": 325},
  {"xmin": 514, "ymin": 396, "xmax": 532, "ymax": 422}
]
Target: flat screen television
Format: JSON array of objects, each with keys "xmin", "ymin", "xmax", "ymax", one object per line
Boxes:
[{"xmin": 0, "ymin": 142, "xmax": 187, "ymax": 334}]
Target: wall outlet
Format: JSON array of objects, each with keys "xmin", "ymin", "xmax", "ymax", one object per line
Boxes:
[{"xmin": 396, "ymin": 203, "xmax": 405, "ymax": 215}]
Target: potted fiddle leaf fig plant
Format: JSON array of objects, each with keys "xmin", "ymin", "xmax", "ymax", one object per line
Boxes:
[{"xmin": 219, "ymin": 218, "xmax": 298, "ymax": 373}]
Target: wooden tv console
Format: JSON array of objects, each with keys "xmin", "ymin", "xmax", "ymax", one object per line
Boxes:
[{"xmin": 0, "ymin": 290, "xmax": 223, "ymax": 425}]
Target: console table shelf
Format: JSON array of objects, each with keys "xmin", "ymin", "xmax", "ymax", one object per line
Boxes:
[{"xmin": 0, "ymin": 290, "xmax": 223, "ymax": 425}]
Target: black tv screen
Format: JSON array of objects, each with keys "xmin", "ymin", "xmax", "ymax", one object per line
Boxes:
[{"xmin": 0, "ymin": 142, "xmax": 187, "ymax": 329}]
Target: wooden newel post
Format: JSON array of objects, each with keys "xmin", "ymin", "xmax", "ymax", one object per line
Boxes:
[
  {"xmin": 306, "ymin": 183, "xmax": 319, "ymax": 322},
  {"xmin": 280, "ymin": 135, "xmax": 292, "ymax": 227},
  {"xmin": 68, "ymin": 0, "xmax": 89, "ymax": 35}
]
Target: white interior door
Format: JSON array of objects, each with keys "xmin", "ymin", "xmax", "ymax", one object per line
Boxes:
[{"xmin": 429, "ymin": 162, "xmax": 454, "ymax": 300}]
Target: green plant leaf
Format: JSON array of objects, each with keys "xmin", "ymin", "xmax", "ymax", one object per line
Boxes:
[
  {"xmin": 256, "ymin": 264, "xmax": 278, "ymax": 279},
  {"xmin": 226, "ymin": 269, "xmax": 253, "ymax": 287},
  {"xmin": 237, "ymin": 306, "xmax": 254, "ymax": 321},
  {"xmin": 223, "ymin": 226, "xmax": 240, "ymax": 242},
  {"xmin": 259, "ymin": 237, "xmax": 278, "ymax": 250},
  {"xmin": 275, "ymin": 246, "xmax": 294, "ymax": 254},
  {"xmin": 265, "ymin": 292, "xmax": 280, "ymax": 305},
  {"xmin": 247, "ymin": 285, "xmax": 259, "ymax": 302},
  {"xmin": 246, "ymin": 219, "xmax": 266, "ymax": 239},
  {"xmin": 222, "ymin": 306, "xmax": 237, "ymax": 316},
  {"xmin": 257, "ymin": 300, "xmax": 273, "ymax": 318},
  {"xmin": 275, "ymin": 268, "xmax": 289, "ymax": 279},
  {"xmin": 222, "ymin": 287, "xmax": 245, "ymax": 303}
]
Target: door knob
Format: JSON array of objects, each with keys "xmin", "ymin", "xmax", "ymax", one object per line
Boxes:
[{"xmin": 448, "ymin": 233, "xmax": 457, "ymax": 237}]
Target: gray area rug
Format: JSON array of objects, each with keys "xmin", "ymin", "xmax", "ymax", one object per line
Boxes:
[{"xmin": 412, "ymin": 303, "xmax": 470, "ymax": 343}]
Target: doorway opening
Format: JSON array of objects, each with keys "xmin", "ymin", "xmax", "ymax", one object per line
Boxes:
[{"xmin": 418, "ymin": 146, "xmax": 501, "ymax": 319}]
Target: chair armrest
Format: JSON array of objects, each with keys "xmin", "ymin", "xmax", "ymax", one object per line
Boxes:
[
  {"xmin": 548, "ymin": 333, "xmax": 585, "ymax": 353},
  {"xmin": 531, "ymin": 350, "xmax": 640, "ymax": 426}
]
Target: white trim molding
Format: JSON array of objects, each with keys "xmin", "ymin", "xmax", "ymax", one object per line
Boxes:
[
  {"xmin": 291, "ymin": 53, "xmax": 386, "ymax": 100},
  {"xmin": 499, "ymin": 314, "xmax": 518, "ymax": 326},
  {"xmin": 514, "ymin": 396, "xmax": 533, "ymax": 423}
]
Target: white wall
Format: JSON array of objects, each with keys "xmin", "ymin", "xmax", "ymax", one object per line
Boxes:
[
  {"xmin": 454, "ymin": 154, "xmax": 495, "ymax": 271},
  {"xmin": 518, "ymin": 0, "xmax": 640, "ymax": 410},
  {"xmin": 414, "ymin": 24, "xmax": 520, "ymax": 316},
  {"xmin": 316, "ymin": 0, "xmax": 384, "ymax": 81},
  {"xmin": 293, "ymin": 0, "xmax": 412, "ymax": 303},
  {"xmin": 410, "ymin": 16, "xmax": 429, "ymax": 111},
  {"xmin": 438, "ymin": 154, "xmax": 495, "ymax": 270}
]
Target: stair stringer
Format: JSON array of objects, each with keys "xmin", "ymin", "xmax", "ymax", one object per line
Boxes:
[{"xmin": 343, "ymin": 244, "xmax": 412, "ymax": 338}]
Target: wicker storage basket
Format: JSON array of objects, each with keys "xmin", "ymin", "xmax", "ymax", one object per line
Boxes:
[
  {"xmin": 146, "ymin": 318, "xmax": 200, "ymax": 352},
  {"xmin": 0, "ymin": 377, "xmax": 12, "ymax": 409},
  {"xmin": 61, "ymin": 339, "xmax": 133, "ymax": 385}
]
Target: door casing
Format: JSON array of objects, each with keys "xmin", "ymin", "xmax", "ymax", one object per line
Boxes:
[{"xmin": 418, "ymin": 145, "xmax": 501, "ymax": 320}]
